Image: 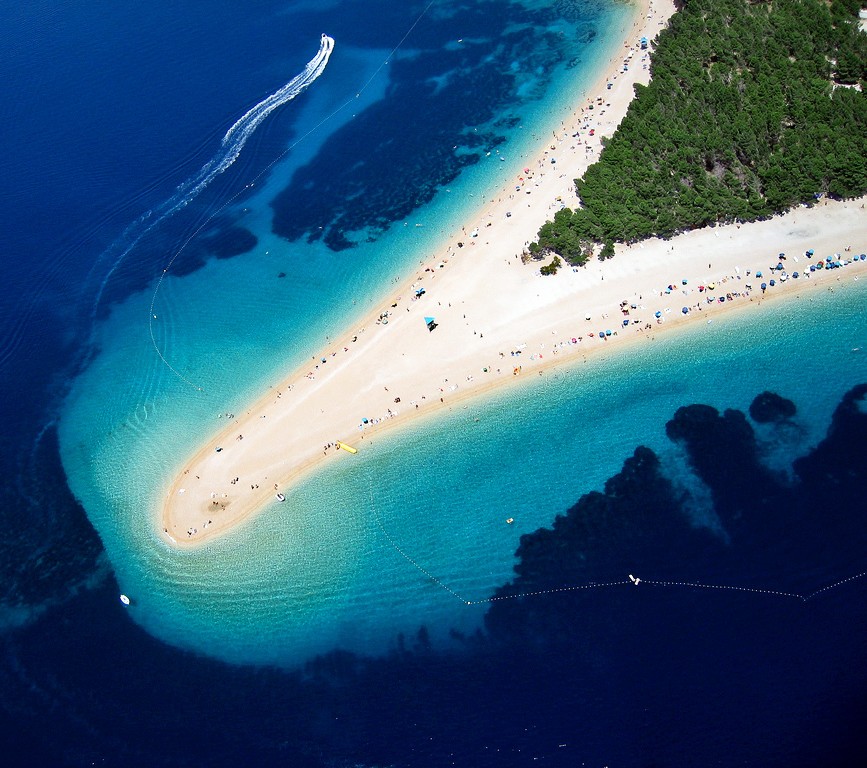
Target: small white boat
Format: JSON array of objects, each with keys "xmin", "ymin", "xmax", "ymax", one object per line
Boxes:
[
  {"xmin": 119, "ymin": 594, "xmax": 131, "ymax": 606},
  {"xmin": 276, "ymin": 493, "xmax": 286, "ymax": 502}
]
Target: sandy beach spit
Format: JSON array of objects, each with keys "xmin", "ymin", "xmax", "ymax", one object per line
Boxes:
[{"xmin": 160, "ymin": 0, "xmax": 867, "ymax": 546}]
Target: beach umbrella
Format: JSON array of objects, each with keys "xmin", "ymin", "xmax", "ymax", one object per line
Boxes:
[
  {"xmin": 793, "ymin": 271, "xmax": 799, "ymax": 279},
  {"xmin": 761, "ymin": 282, "xmax": 767, "ymax": 290},
  {"xmin": 654, "ymin": 310, "xmax": 662, "ymax": 318},
  {"xmin": 756, "ymin": 271, "xmax": 763, "ymax": 278},
  {"xmin": 861, "ymin": 254, "xmax": 866, "ymax": 261},
  {"xmin": 605, "ymin": 330, "xmax": 612, "ymax": 336},
  {"xmin": 806, "ymin": 249, "xmax": 814, "ymax": 257},
  {"xmin": 682, "ymin": 306, "xmax": 689, "ymax": 314},
  {"xmin": 362, "ymin": 418, "xmax": 369, "ymax": 424},
  {"xmin": 682, "ymin": 279, "xmax": 688, "ymax": 285},
  {"xmin": 622, "ymin": 319, "xmax": 629, "ymax": 327},
  {"xmin": 769, "ymin": 279, "xmax": 776, "ymax": 286}
]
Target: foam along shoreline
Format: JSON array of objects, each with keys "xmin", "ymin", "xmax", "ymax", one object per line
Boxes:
[{"xmin": 159, "ymin": 0, "xmax": 866, "ymax": 546}]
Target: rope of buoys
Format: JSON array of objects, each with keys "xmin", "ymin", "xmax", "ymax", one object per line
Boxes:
[
  {"xmin": 367, "ymin": 478, "xmax": 468, "ymax": 603},
  {"xmin": 365, "ymin": 460, "xmax": 867, "ymax": 610},
  {"xmin": 468, "ymin": 570, "xmax": 867, "ymax": 607}
]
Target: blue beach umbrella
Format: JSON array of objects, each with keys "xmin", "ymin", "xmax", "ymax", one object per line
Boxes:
[
  {"xmin": 755, "ymin": 271, "xmax": 763, "ymax": 278},
  {"xmin": 682, "ymin": 306, "xmax": 689, "ymax": 314},
  {"xmin": 761, "ymin": 282, "xmax": 767, "ymax": 291},
  {"xmin": 769, "ymin": 279, "xmax": 776, "ymax": 286},
  {"xmin": 654, "ymin": 310, "xmax": 662, "ymax": 318}
]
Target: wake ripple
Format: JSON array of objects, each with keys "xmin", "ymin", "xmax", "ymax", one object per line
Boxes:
[{"xmin": 86, "ymin": 34, "xmax": 334, "ymax": 321}]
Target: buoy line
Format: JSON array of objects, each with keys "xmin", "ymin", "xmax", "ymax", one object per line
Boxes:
[
  {"xmin": 364, "ymin": 468, "xmax": 867, "ymax": 610},
  {"xmin": 468, "ymin": 570, "xmax": 867, "ymax": 607},
  {"xmin": 364, "ymin": 475, "xmax": 867, "ymax": 611},
  {"xmin": 366, "ymin": 478, "xmax": 469, "ymax": 604}
]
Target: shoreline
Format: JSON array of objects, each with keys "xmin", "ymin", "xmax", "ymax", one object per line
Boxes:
[
  {"xmin": 344, "ymin": 254, "xmax": 867, "ymax": 440},
  {"xmin": 159, "ymin": 0, "xmax": 866, "ymax": 547}
]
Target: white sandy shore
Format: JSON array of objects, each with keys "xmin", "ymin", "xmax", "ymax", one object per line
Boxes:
[{"xmin": 160, "ymin": 0, "xmax": 867, "ymax": 546}]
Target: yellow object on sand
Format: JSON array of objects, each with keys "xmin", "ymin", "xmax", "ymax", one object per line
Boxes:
[{"xmin": 337, "ymin": 441, "xmax": 357, "ymax": 454}]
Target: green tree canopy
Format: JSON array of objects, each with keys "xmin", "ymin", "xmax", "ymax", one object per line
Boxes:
[{"xmin": 532, "ymin": 0, "xmax": 867, "ymax": 265}]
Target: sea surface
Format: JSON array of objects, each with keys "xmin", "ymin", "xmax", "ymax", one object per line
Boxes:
[{"xmin": 1, "ymin": 1, "xmax": 866, "ymax": 766}]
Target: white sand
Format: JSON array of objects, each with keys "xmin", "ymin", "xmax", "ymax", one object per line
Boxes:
[{"xmin": 160, "ymin": 0, "xmax": 867, "ymax": 546}]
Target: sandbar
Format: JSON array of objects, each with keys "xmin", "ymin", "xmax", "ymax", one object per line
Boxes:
[{"xmin": 160, "ymin": 0, "xmax": 867, "ymax": 546}]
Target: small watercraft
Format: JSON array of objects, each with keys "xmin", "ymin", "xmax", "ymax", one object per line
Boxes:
[{"xmin": 276, "ymin": 493, "xmax": 286, "ymax": 502}]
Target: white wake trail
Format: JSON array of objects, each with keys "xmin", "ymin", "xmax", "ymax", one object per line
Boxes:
[
  {"xmin": 87, "ymin": 35, "xmax": 334, "ymax": 320},
  {"xmin": 173, "ymin": 34, "xmax": 334, "ymax": 212}
]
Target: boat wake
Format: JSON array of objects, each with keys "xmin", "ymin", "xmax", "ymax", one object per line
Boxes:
[
  {"xmin": 86, "ymin": 35, "xmax": 334, "ymax": 321},
  {"xmin": 177, "ymin": 34, "xmax": 334, "ymax": 219}
]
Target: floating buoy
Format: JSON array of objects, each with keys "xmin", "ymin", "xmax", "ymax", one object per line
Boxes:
[{"xmin": 119, "ymin": 594, "xmax": 131, "ymax": 606}]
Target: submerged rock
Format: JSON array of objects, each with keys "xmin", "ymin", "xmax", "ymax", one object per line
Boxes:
[{"xmin": 749, "ymin": 391, "xmax": 797, "ymax": 423}]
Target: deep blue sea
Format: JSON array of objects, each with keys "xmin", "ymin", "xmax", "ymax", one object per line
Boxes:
[{"xmin": 2, "ymin": 1, "xmax": 866, "ymax": 765}]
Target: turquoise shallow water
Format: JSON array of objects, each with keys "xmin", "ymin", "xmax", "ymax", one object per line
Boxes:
[
  {"xmin": 61, "ymin": 270, "xmax": 867, "ymax": 665},
  {"xmin": 59, "ymin": 0, "xmax": 640, "ymax": 666},
  {"xmin": 56, "ymin": 0, "xmax": 867, "ymax": 667},
  {"xmin": 8, "ymin": 2, "xmax": 867, "ymax": 764}
]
